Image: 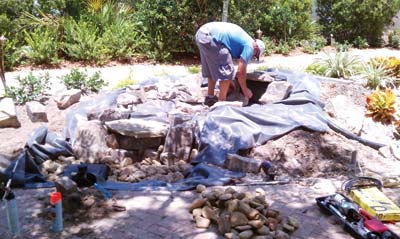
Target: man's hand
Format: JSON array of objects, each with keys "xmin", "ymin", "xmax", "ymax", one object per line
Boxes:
[{"xmin": 237, "ymin": 58, "xmax": 253, "ymax": 99}]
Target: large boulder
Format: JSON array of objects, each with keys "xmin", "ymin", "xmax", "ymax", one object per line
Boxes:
[
  {"xmin": 105, "ymin": 118, "xmax": 169, "ymax": 138},
  {"xmin": 73, "ymin": 120, "xmax": 109, "ymax": 163},
  {"xmin": 54, "ymin": 89, "xmax": 81, "ymax": 109},
  {"xmin": 26, "ymin": 101, "xmax": 48, "ymax": 122},
  {"xmin": 0, "ymin": 97, "xmax": 20, "ymax": 128},
  {"xmin": 259, "ymin": 81, "xmax": 292, "ymax": 104}
]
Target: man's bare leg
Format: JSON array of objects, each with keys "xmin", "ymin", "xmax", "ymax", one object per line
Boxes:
[
  {"xmin": 218, "ymin": 80, "xmax": 231, "ymax": 101},
  {"xmin": 208, "ymin": 77, "xmax": 216, "ymax": 96}
]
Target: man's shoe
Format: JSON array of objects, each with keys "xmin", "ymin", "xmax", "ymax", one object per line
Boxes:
[{"xmin": 204, "ymin": 95, "xmax": 218, "ymax": 107}]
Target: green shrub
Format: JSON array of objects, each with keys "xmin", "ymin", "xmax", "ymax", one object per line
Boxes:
[
  {"xmin": 24, "ymin": 27, "xmax": 59, "ymax": 65},
  {"xmin": 188, "ymin": 65, "xmax": 201, "ymax": 74},
  {"xmin": 113, "ymin": 78, "xmax": 137, "ymax": 90},
  {"xmin": 62, "ymin": 17, "xmax": 107, "ymax": 63},
  {"xmin": 335, "ymin": 41, "xmax": 353, "ymax": 52},
  {"xmin": 60, "ymin": 68, "xmax": 107, "ymax": 94},
  {"xmin": 301, "ymin": 35, "xmax": 327, "ymax": 54},
  {"xmin": 316, "ymin": 0, "xmax": 400, "ymax": 47},
  {"xmin": 5, "ymin": 72, "xmax": 51, "ymax": 104},
  {"xmin": 314, "ymin": 51, "xmax": 361, "ymax": 78},
  {"xmin": 389, "ymin": 29, "xmax": 400, "ymax": 48},
  {"xmin": 361, "ymin": 60, "xmax": 390, "ymax": 89},
  {"xmin": 113, "ymin": 69, "xmax": 137, "ymax": 90},
  {"xmin": 261, "ymin": 36, "xmax": 276, "ymax": 56},
  {"xmin": 305, "ymin": 63, "xmax": 327, "ymax": 75},
  {"xmin": 353, "ymin": 36, "xmax": 369, "ymax": 49},
  {"xmin": 260, "ymin": 0, "xmax": 315, "ymax": 41},
  {"xmin": 275, "ymin": 41, "xmax": 291, "ymax": 55}
]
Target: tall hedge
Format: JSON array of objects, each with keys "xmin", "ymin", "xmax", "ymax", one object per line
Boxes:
[
  {"xmin": 228, "ymin": 0, "xmax": 315, "ymax": 41},
  {"xmin": 316, "ymin": 0, "xmax": 400, "ymax": 46}
]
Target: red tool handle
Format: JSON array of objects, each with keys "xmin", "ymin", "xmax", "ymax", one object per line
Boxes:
[{"xmin": 360, "ymin": 209, "xmax": 388, "ymax": 233}]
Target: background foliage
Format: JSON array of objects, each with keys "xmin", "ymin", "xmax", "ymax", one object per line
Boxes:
[
  {"xmin": 316, "ymin": 0, "xmax": 400, "ymax": 47},
  {"xmin": 0, "ymin": 0, "xmax": 400, "ymax": 68}
]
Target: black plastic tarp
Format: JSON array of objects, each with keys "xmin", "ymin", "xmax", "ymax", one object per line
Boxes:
[{"xmin": 193, "ymin": 69, "xmax": 329, "ymax": 166}]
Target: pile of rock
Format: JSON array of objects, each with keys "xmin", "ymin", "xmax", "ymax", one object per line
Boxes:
[
  {"xmin": 189, "ymin": 185, "xmax": 299, "ymax": 239},
  {"xmin": 114, "ymin": 158, "xmax": 191, "ymax": 183}
]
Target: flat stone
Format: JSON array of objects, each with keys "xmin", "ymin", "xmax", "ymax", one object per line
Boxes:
[
  {"xmin": 26, "ymin": 101, "xmax": 48, "ymax": 122},
  {"xmin": 87, "ymin": 108, "xmax": 130, "ymax": 122},
  {"xmin": 116, "ymin": 134, "xmax": 163, "ymax": 150},
  {"xmin": 225, "ymin": 153, "xmax": 261, "ymax": 174},
  {"xmin": 0, "ymin": 97, "xmax": 20, "ymax": 128},
  {"xmin": 116, "ymin": 92, "xmax": 141, "ymax": 107},
  {"xmin": 105, "ymin": 118, "xmax": 169, "ymax": 138},
  {"xmin": 259, "ymin": 81, "xmax": 292, "ymax": 104},
  {"xmin": 238, "ymin": 230, "xmax": 253, "ymax": 239},
  {"xmin": 54, "ymin": 89, "xmax": 81, "ymax": 109}
]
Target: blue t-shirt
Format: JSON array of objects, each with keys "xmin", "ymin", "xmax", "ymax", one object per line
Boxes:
[{"xmin": 204, "ymin": 22, "xmax": 254, "ymax": 64}]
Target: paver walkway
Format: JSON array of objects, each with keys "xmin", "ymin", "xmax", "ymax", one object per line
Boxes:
[{"xmin": 1, "ymin": 180, "xmax": 399, "ymax": 239}]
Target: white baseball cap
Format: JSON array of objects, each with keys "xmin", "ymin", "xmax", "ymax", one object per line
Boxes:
[{"xmin": 255, "ymin": 39, "xmax": 265, "ymax": 62}]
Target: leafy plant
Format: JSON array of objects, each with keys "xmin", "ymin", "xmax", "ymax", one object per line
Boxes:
[
  {"xmin": 366, "ymin": 88, "xmax": 397, "ymax": 124},
  {"xmin": 261, "ymin": 36, "xmax": 276, "ymax": 56},
  {"xmin": 314, "ymin": 51, "xmax": 361, "ymax": 78},
  {"xmin": 335, "ymin": 40, "xmax": 352, "ymax": 52},
  {"xmin": 275, "ymin": 41, "xmax": 290, "ymax": 55},
  {"xmin": 316, "ymin": 0, "xmax": 400, "ymax": 46},
  {"xmin": 389, "ymin": 29, "xmax": 400, "ymax": 49},
  {"xmin": 301, "ymin": 35, "xmax": 327, "ymax": 54},
  {"xmin": 23, "ymin": 27, "xmax": 59, "ymax": 65},
  {"xmin": 361, "ymin": 59, "xmax": 390, "ymax": 89},
  {"xmin": 62, "ymin": 17, "xmax": 107, "ymax": 63},
  {"xmin": 113, "ymin": 69, "xmax": 137, "ymax": 89},
  {"xmin": 305, "ymin": 62, "xmax": 327, "ymax": 75},
  {"xmin": 188, "ymin": 65, "xmax": 201, "ymax": 74},
  {"xmin": 60, "ymin": 68, "xmax": 107, "ymax": 94},
  {"xmin": 353, "ymin": 36, "xmax": 369, "ymax": 49},
  {"xmin": 5, "ymin": 72, "xmax": 51, "ymax": 104}
]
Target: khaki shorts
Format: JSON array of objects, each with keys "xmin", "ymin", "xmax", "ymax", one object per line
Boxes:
[{"xmin": 195, "ymin": 26, "xmax": 234, "ymax": 82}]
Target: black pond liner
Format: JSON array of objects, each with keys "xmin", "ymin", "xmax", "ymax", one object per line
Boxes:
[{"xmin": 0, "ymin": 69, "xmax": 386, "ymax": 191}]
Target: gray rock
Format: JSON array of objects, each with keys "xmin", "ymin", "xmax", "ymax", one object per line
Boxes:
[
  {"xmin": 259, "ymin": 81, "xmax": 292, "ymax": 104},
  {"xmin": 195, "ymin": 216, "xmax": 210, "ymax": 228},
  {"xmin": 257, "ymin": 225, "xmax": 271, "ymax": 235},
  {"xmin": 230, "ymin": 211, "xmax": 248, "ymax": 227},
  {"xmin": 238, "ymin": 230, "xmax": 253, "ymax": 239},
  {"xmin": 225, "ymin": 153, "xmax": 261, "ymax": 173},
  {"xmin": 326, "ymin": 95, "xmax": 364, "ymax": 134},
  {"xmin": 55, "ymin": 176, "xmax": 79, "ymax": 196},
  {"xmin": 87, "ymin": 108, "xmax": 130, "ymax": 122},
  {"xmin": 26, "ymin": 101, "xmax": 48, "ymax": 122},
  {"xmin": 161, "ymin": 120, "xmax": 194, "ymax": 164},
  {"xmin": 116, "ymin": 134, "xmax": 163, "ymax": 150},
  {"xmin": 73, "ymin": 120, "xmax": 108, "ymax": 163},
  {"xmin": 116, "ymin": 92, "xmax": 141, "ymax": 107},
  {"xmin": 196, "ymin": 184, "xmax": 206, "ymax": 193},
  {"xmin": 54, "ymin": 89, "xmax": 81, "ymax": 109},
  {"xmin": 105, "ymin": 118, "xmax": 169, "ymax": 138},
  {"xmin": 0, "ymin": 97, "xmax": 20, "ymax": 128}
]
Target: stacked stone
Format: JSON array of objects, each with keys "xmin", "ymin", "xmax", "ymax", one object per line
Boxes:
[
  {"xmin": 189, "ymin": 185, "xmax": 299, "ymax": 239},
  {"xmin": 115, "ymin": 159, "xmax": 191, "ymax": 183}
]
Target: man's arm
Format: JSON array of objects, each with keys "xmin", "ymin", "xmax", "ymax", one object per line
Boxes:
[{"xmin": 237, "ymin": 58, "xmax": 253, "ymax": 99}]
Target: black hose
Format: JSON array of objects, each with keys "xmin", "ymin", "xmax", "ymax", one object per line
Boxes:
[{"xmin": 327, "ymin": 120, "xmax": 386, "ymax": 150}]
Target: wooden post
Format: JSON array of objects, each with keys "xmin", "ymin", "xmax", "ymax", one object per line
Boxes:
[
  {"xmin": 0, "ymin": 35, "xmax": 6, "ymax": 90},
  {"xmin": 222, "ymin": 0, "xmax": 229, "ymax": 22}
]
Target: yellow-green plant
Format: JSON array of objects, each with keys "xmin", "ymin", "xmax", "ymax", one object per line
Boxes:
[
  {"xmin": 113, "ymin": 69, "xmax": 137, "ymax": 89},
  {"xmin": 366, "ymin": 88, "xmax": 397, "ymax": 124},
  {"xmin": 188, "ymin": 65, "xmax": 201, "ymax": 74}
]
